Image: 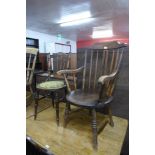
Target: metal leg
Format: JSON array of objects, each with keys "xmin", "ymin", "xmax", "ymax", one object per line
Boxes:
[
  {"xmin": 34, "ymin": 90, "xmax": 39, "ymax": 120},
  {"xmin": 108, "ymin": 104, "xmax": 114, "ymax": 127},
  {"xmin": 91, "ymin": 109, "xmax": 98, "ymax": 150}
]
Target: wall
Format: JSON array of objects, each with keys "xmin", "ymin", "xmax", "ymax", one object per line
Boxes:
[
  {"xmin": 77, "ymin": 37, "xmax": 129, "ymax": 48},
  {"xmin": 26, "ymin": 29, "xmax": 77, "ymax": 53}
]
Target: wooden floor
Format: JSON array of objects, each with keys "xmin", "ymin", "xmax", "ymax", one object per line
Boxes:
[{"xmin": 26, "ymin": 98, "xmax": 128, "ymax": 155}]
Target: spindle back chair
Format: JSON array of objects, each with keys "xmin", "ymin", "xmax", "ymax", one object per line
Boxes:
[{"xmin": 57, "ymin": 41, "xmax": 126, "ymax": 150}]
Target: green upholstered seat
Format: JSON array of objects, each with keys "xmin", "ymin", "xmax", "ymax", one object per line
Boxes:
[{"xmin": 36, "ymin": 81, "xmax": 65, "ymax": 90}]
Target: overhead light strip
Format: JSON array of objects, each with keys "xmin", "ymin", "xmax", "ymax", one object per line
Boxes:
[
  {"xmin": 92, "ymin": 30, "xmax": 113, "ymax": 38},
  {"xmin": 59, "ymin": 11, "xmax": 93, "ymax": 27},
  {"xmin": 60, "ymin": 18, "xmax": 94, "ymax": 27}
]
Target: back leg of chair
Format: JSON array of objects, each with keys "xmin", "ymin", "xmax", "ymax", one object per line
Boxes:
[
  {"xmin": 64, "ymin": 102, "xmax": 70, "ymax": 127},
  {"xmin": 89, "ymin": 109, "xmax": 92, "ymax": 116},
  {"xmin": 34, "ymin": 91, "xmax": 39, "ymax": 120},
  {"xmin": 91, "ymin": 108, "xmax": 98, "ymax": 150},
  {"xmin": 26, "ymin": 85, "xmax": 34, "ymax": 107},
  {"xmin": 107, "ymin": 104, "xmax": 114, "ymax": 127},
  {"xmin": 29, "ymin": 85, "xmax": 33, "ymax": 95}
]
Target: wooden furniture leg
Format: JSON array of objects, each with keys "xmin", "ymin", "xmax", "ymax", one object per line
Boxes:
[
  {"xmin": 51, "ymin": 92, "xmax": 55, "ymax": 108},
  {"xmin": 55, "ymin": 92, "xmax": 59, "ymax": 126},
  {"xmin": 91, "ymin": 109, "xmax": 98, "ymax": 150},
  {"xmin": 89, "ymin": 109, "xmax": 92, "ymax": 116},
  {"xmin": 108, "ymin": 104, "xmax": 114, "ymax": 127},
  {"xmin": 34, "ymin": 91, "xmax": 39, "ymax": 120},
  {"xmin": 64, "ymin": 102, "xmax": 70, "ymax": 127}
]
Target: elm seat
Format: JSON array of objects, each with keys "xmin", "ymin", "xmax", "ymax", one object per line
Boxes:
[
  {"xmin": 67, "ymin": 90, "xmax": 113, "ymax": 108},
  {"xmin": 66, "ymin": 90, "xmax": 99, "ymax": 108},
  {"xmin": 36, "ymin": 81, "xmax": 65, "ymax": 90}
]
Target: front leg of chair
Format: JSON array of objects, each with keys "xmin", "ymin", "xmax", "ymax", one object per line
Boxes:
[
  {"xmin": 55, "ymin": 92, "xmax": 59, "ymax": 126},
  {"xmin": 107, "ymin": 104, "xmax": 114, "ymax": 127},
  {"xmin": 51, "ymin": 92, "xmax": 55, "ymax": 108},
  {"xmin": 64, "ymin": 102, "xmax": 70, "ymax": 128},
  {"xmin": 34, "ymin": 90, "xmax": 39, "ymax": 120},
  {"xmin": 89, "ymin": 109, "xmax": 92, "ymax": 116},
  {"xmin": 91, "ymin": 109, "xmax": 98, "ymax": 150}
]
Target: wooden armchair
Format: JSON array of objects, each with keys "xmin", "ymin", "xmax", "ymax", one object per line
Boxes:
[
  {"xmin": 26, "ymin": 47, "xmax": 38, "ymax": 105},
  {"xmin": 57, "ymin": 42, "xmax": 126, "ymax": 150}
]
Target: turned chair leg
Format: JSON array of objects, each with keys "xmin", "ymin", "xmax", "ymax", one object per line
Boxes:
[
  {"xmin": 89, "ymin": 109, "xmax": 92, "ymax": 116},
  {"xmin": 51, "ymin": 92, "xmax": 55, "ymax": 108},
  {"xmin": 64, "ymin": 102, "xmax": 70, "ymax": 128},
  {"xmin": 108, "ymin": 104, "xmax": 114, "ymax": 127},
  {"xmin": 55, "ymin": 92, "xmax": 59, "ymax": 126},
  {"xmin": 34, "ymin": 91, "xmax": 39, "ymax": 120},
  {"xmin": 26, "ymin": 85, "xmax": 34, "ymax": 106},
  {"xmin": 30, "ymin": 85, "xmax": 33, "ymax": 96},
  {"xmin": 91, "ymin": 109, "xmax": 98, "ymax": 150}
]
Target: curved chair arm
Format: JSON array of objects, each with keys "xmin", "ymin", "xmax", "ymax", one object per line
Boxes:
[
  {"xmin": 98, "ymin": 70, "xmax": 118, "ymax": 85},
  {"xmin": 57, "ymin": 66, "xmax": 84, "ymax": 75},
  {"xmin": 56, "ymin": 66, "xmax": 84, "ymax": 92}
]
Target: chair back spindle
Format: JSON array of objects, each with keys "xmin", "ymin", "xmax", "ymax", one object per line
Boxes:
[{"xmin": 53, "ymin": 52, "xmax": 71, "ymax": 73}]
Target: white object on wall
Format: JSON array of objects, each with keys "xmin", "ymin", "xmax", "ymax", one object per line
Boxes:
[
  {"xmin": 55, "ymin": 43, "xmax": 71, "ymax": 53},
  {"xmin": 26, "ymin": 29, "xmax": 77, "ymax": 53}
]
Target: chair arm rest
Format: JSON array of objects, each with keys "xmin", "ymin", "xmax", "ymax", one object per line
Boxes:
[
  {"xmin": 57, "ymin": 66, "xmax": 84, "ymax": 75},
  {"xmin": 98, "ymin": 70, "xmax": 118, "ymax": 85}
]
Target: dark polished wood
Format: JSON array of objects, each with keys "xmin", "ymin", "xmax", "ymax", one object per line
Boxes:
[
  {"xmin": 58, "ymin": 41, "xmax": 127, "ymax": 149},
  {"xmin": 34, "ymin": 90, "xmax": 39, "ymax": 120},
  {"xmin": 91, "ymin": 109, "xmax": 97, "ymax": 150}
]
